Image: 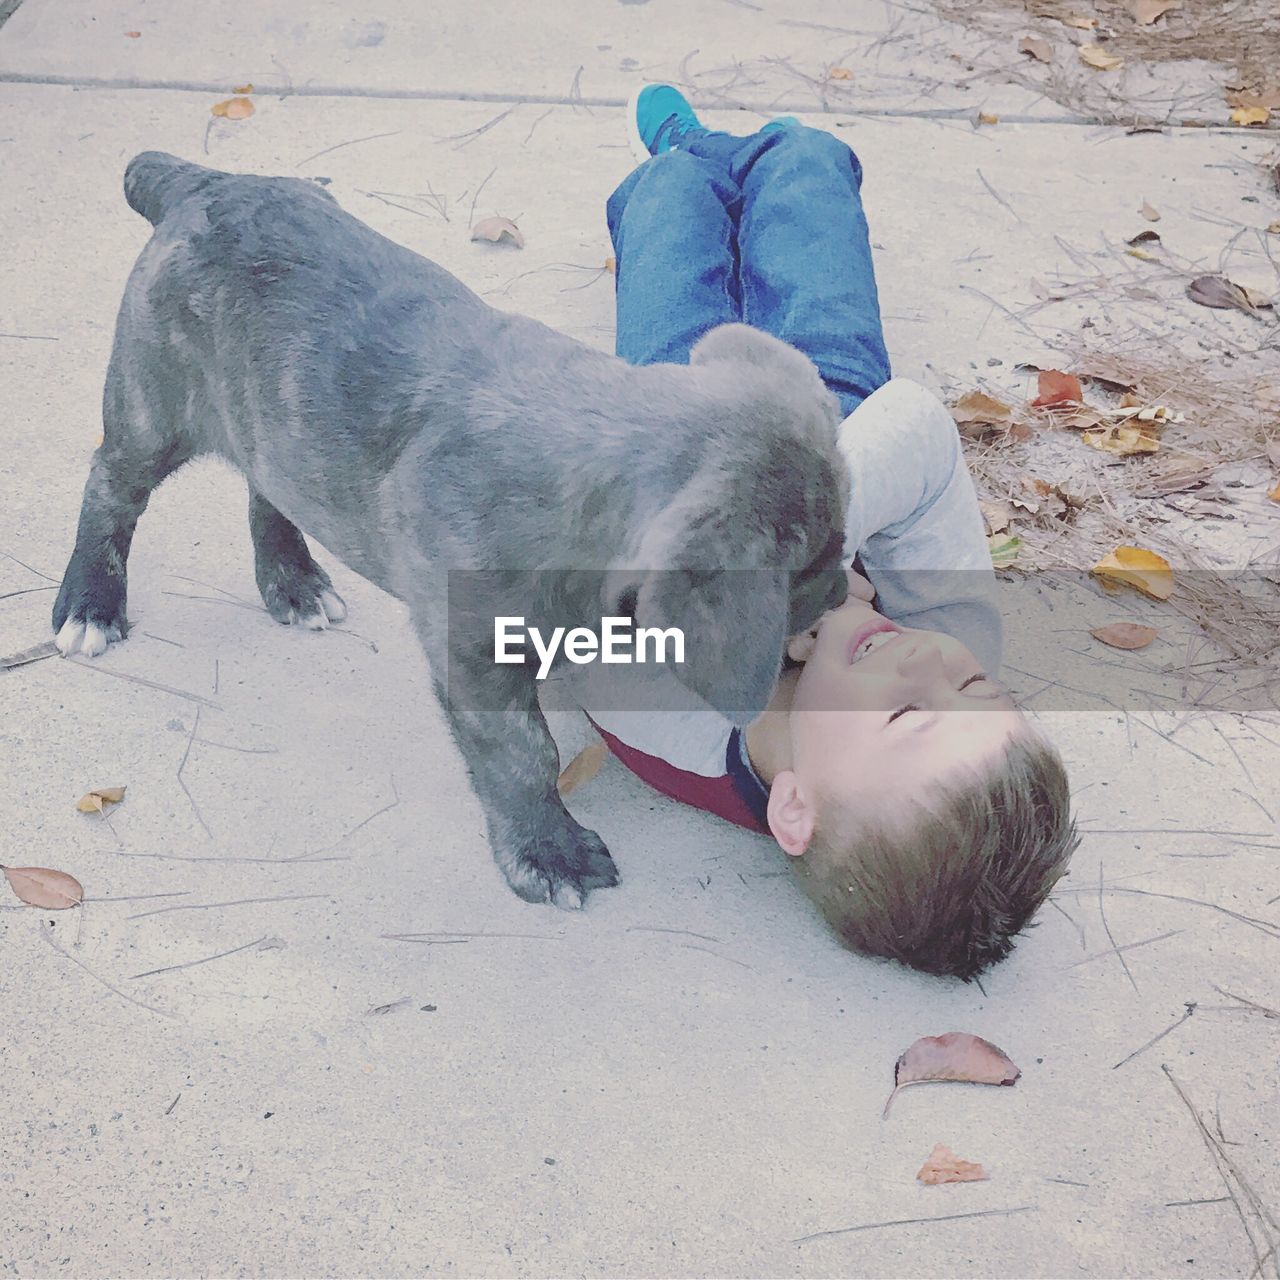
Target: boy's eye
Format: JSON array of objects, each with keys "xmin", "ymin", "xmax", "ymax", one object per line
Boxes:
[{"xmin": 887, "ymin": 703, "xmax": 921, "ymax": 724}]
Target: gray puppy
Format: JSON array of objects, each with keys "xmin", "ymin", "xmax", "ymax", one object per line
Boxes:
[{"xmin": 54, "ymin": 152, "xmax": 850, "ymax": 906}]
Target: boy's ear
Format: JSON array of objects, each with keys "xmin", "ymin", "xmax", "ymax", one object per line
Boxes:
[{"xmin": 767, "ymin": 772, "xmax": 816, "ymax": 856}]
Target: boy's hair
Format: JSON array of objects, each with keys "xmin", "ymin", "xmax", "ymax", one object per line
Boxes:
[{"xmin": 789, "ymin": 730, "xmax": 1078, "ymax": 981}]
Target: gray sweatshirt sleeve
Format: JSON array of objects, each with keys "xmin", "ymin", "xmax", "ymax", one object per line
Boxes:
[{"xmin": 838, "ymin": 379, "xmax": 1003, "ymax": 674}]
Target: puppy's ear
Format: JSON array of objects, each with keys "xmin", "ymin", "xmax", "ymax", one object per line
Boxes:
[
  {"xmin": 690, "ymin": 323, "xmax": 841, "ymax": 427},
  {"xmin": 632, "ymin": 566, "xmax": 788, "ymax": 727},
  {"xmin": 690, "ymin": 322, "xmax": 820, "ymax": 379}
]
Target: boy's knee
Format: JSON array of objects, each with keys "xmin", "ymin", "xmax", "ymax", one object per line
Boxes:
[{"xmin": 767, "ymin": 124, "xmax": 860, "ymax": 178}]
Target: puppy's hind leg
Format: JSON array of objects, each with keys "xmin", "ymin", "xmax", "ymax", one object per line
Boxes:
[
  {"xmin": 53, "ymin": 392, "xmax": 191, "ymax": 658},
  {"xmin": 248, "ymin": 489, "xmax": 346, "ymax": 629}
]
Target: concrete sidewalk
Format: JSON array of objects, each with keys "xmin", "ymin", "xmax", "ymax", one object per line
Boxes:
[{"xmin": 1, "ymin": 3, "xmax": 1277, "ymax": 1278}]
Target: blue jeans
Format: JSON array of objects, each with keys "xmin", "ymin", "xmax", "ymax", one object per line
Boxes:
[{"xmin": 605, "ymin": 124, "xmax": 891, "ymax": 416}]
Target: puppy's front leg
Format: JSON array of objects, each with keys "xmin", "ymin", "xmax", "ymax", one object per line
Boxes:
[{"xmin": 422, "ymin": 623, "xmax": 619, "ymax": 908}]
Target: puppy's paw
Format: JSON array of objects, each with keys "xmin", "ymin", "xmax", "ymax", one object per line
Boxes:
[
  {"xmin": 257, "ymin": 560, "xmax": 346, "ymax": 629},
  {"xmin": 52, "ymin": 563, "xmax": 128, "ymax": 659},
  {"xmin": 498, "ymin": 823, "xmax": 619, "ymax": 910},
  {"xmin": 55, "ymin": 617, "xmax": 124, "ymax": 658}
]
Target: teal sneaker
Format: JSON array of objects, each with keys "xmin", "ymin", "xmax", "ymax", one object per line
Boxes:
[
  {"xmin": 626, "ymin": 83, "xmax": 706, "ymax": 164},
  {"xmin": 761, "ymin": 115, "xmax": 800, "ymax": 133}
]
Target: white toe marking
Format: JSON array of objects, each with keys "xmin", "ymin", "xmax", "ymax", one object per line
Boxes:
[
  {"xmin": 55, "ymin": 619, "xmax": 85, "ymax": 657},
  {"xmin": 81, "ymin": 623, "xmax": 110, "ymax": 658},
  {"xmin": 300, "ymin": 609, "xmax": 328, "ymax": 631},
  {"xmin": 320, "ymin": 590, "xmax": 347, "ymax": 623}
]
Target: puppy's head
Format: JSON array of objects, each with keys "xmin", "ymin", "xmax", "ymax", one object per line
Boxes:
[{"xmin": 613, "ymin": 325, "xmax": 851, "ymax": 725}]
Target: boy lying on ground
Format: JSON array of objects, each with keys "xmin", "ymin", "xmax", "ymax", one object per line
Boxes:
[{"xmin": 566, "ymin": 87, "xmax": 1079, "ymax": 981}]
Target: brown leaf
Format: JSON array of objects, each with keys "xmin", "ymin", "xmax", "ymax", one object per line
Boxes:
[
  {"xmin": 828, "ymin": 66, "xmax": 854, "ymax": 81},
  {"xmin": 884, "ymin": 1032, "xmax": 1020, "ymax": 1116},
  {"xmin": 76, "ymin": 785, "xmax": 126, "ymax": 815},
  {"xmin": 233, "ymin": 83, "xmax": 254, "ymax": 95},
  {"xmin": 1091, "ymin": 545, "xmax": 1173, "ymax": 599},
  {"xmin": 952, "ymin": 390, "xmax": 1013, "ymax": 426},
  {"xmin": 1140, "ymin": 201, "xmax": 1161, "ymax": 221},
  {"xmin": 1186, "ymin": 274, "xmax": 1266, "ymax": 316},
  {"xmin": 1267, "ymin": 222, "xmax": 1280, "ymax": 235},
  {"xmin": 3, "ymin": 865, "xmax": 85, "ymax": 910},
  {"xmin": 1225, "ymin": 87, "xmax": 1280, "ymax": 111},
  {"xmin": 1091, "ymin": 622, "xmax": 1158, "ymax": 649},
  {"xmin": 980, "ymin": 501, "xmax": 1014, "ymax": 535},
  {"xmin": 471, "ymin": 216, "xmax": 525, "ymax": 249},
  {"xmin": 977, "ymin": 111, "xmax": 1000, "ymax": 126},
  {"xmin": 1018, "ymin": 35, "xmax": 1052, "ymax": 62},
  {"xmin": 211, "ymin": 96, "xmax": 254, "ymax": 120},
  {"xmin": 1031, "ymin": 369, "xmax": 1083, "ymax": 408},
  {"xmin": 1126, "ymin": 229, "xmax": 1161, "ymax": 246},
  {"xmin": 604, "ymin": 255, "xmax": 616, "ymax": 273},
  {"xmin": 556, "ymin": 740, "xmax": 607, "ymax": 798},
  {"xmin": 1079, "ymin": 43, "xmax": 1124, "ymax": 71},
  {"xmin": 917, "ymin": 1143, "xmax": 989, "ymax": 1185},
  {"xmin": 124, "ymin": 29, "xmax": 141, "ymax": 38},
  {"xmin": 1269, "ymin": 479, "xmax": 1280, "ymax": 503},
  {"xmin": 1131, "ymin": 0, "xmax": 1179, "ymax": 23}
]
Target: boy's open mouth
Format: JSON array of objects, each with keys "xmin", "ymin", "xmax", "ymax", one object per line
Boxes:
[{"xmin": 847, "ymin": 618, "xmax": 902, "ymax": 665}]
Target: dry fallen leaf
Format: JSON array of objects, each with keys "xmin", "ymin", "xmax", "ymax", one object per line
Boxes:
[
  {"xmin": 1230, "ymin": 105, "xmax": 1271, "ymax": 127},
  {"xmin": 556, "ymin": 740, "xmax": 608, "ymax": 798},
  {"xmin": 1140, "ymin": 201, "xmax": 1161, "ymax": 221},
  {"xmin": 1226, "ymin": 87, "xmax": 1280, "ymax": 110},
  {"xmin": 1186, "ymin": 274, "xmax": 1268, "ymax": 316},
  {"xmin": 124, "ymin": 29, "xmax": 141, "ymax": 38},
  {"xmin": 604, "ymin": 255, "xmax": 616, "ymax": 273},
  {"xmin": 233, "ymin": 83, "xmax": 254, "ymax": 95},
  {"xmin": 1085, "ymin": 423, "xmax": 1160, "ymax": 455},
  {"xmin": 1126, "ymin": 229, "xmax": 1161, "ymax": 246},
  {"xmin": 952, "ymin": 390, "xmax": 1013, "ymax": 427},
  {"xmin": 917, "ymin": 1143, "xmax": 989, "ymax": 1185},
  {"xmin": 1126, "ymin": 247, "xmax": 1158, "ymax": 262},
  {"xmin": 1267, "ymin": 222, "xmax": 1280, "ymax": 235},
  {"xmin": 885, "ymin": 1032, "xmax": 1020, "ymax": 1116},
  {"xmin": 471, "ymin": 216, "xmax": 525, "ymax": 249},
  {"xmin": 1031, "ymin": 369, "xmax": 1083, "ymax": 408},
  {"xmin": 1092, "ymin": 622, "xmax": 1158, "ymax": 649},
  {"xmin": 1080, "ymin": 43, "xmax": 1124, "ymax": 71},
  {"xmin": 828, "ymin": 66, "xmax": 854, "ymax": 81},
  {"xmin": 3, "ymin": 865, "xmax": 85, "ymax": 910},
  {"xmin": 76, "ymin": 785, "xmax": 126, "ymax": 815},
  {"xmin": 1092, "ymin": 545, "xmax": 1174, "ymax": 599},
  {"xmin": 980, "ymin": 501, "xmax": 1014, "ymax": 535},
  {"xmin": 211, "ymin": 96, "xmax": 254, "ymax": 120},
  {"xmin": 1269, "ymin": 479, "xmax": 1280, "ymax": 503},
  {"xmin": 1131, "ymin": 0, "xmax": 1179, "ymax": 23},
  {"xmin": 1018, "ymin": 35, "xmax": 1052, "ymax": 62},
  {"xmin": 1063, "ymin": 11, "xmax": 1099, "ymax": 28},
  {"xmin": 977, "ymin": 111, "xmax": 1000, "ymax": 126}
]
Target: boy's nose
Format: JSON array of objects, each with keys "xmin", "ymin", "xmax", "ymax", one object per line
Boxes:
[{"xmin": 895, "ymin": 636, "xmax": 945, "ymax": 682}]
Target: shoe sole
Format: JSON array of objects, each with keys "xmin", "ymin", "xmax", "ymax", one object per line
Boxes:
[{"xmin": 626, "ymin": 83, "xmax": 655, "ymax": 166}]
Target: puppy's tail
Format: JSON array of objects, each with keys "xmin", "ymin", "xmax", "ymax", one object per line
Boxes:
[{"xmin": 123, "ymin": 151, "xmax": 219, "ymax": 225}]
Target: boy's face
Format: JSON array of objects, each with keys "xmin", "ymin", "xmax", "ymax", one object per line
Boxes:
[{"xmin": 784, "ymin": 596, "xmax": 1025, "ymax": 812}]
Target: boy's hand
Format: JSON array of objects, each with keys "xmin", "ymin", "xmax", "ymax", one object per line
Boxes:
[{"xmin": 846, "ymin": 567, "xmax": 876, "ymax": 604}]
